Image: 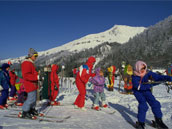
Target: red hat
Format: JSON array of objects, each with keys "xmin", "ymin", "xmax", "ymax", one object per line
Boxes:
[{"xmin": 8, "ymin": 61, "xmax": 12, "ymax": 65}]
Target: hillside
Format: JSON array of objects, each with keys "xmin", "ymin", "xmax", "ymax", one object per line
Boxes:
[{"xmin": 100, "ymin": 15, "xmax": 172, "ymax": 68}]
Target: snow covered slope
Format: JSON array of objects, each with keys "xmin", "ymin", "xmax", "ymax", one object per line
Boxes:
[
  {"xmin": 40, "ymin": 25, "xmax": 146, "ymax": 54},
  {"xmin": 0, "ymin": 77, "xmax": 172, "ymax": 129}
]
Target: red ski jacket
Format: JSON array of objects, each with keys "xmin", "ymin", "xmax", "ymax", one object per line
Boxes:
[
  {"xmin": 50, "ymin": 64, "xmax": 59, "ymax": 88},
  {"xmin": 76, "ymin": 56, "xmax": 96, "ymax": 84},
  {"xmin": 21, "ymin": 59, "xmax": 38, "ymax": 93},
  {"xmin": 9, "ymin": 71, "xmax": 18, "ymax": 86}
]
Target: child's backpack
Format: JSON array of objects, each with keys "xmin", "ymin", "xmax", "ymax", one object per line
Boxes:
[
  {"xmin": 126, "ymin": 64, "xmax": 133, "ymax": 75},
  {"xmin": 15, "ymin": 78, "xmax": 25, "ymax": 94},
  {"xmin": 124, "ymin": 64, "xmax": 133, "ymax": 75}
]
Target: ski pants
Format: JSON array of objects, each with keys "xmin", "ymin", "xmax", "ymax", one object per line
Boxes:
[
  {"xmin": 74, "ymin": 79, "xmax": 86, "ymax": 108},
  {"xmin": 134, "ymin": 90, "xmax": 162, "ymax": 123},
  {"xmin": 17, "ymin": 92, "xmax": 27, "ymax": 103},
  {"xmin": 94, "ymin": 92, "xmax": 106, "ymax": 105},
  {"xmin": 9, "ymin": 85, "xmax": 16, "ymax": 97},
  {"xmin": 22, "ymin": 90, "xmax": 37, "ymax": 112},
  {"xmin": 0, "ymin": 89, "xmax": 9, "ymax": 105},
  {"xmin": 50, "ymin": 85, "xmax": 59, "ymax": 101}
]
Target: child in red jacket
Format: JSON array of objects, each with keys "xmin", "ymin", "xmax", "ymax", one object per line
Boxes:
[
  {"xmin": 50, "ymin": 64, "xmax": 60, "ymax": 106},
  {"xmin": 74, "ymin": 56, "xmax": 96, "ymax": 111},
  {"xmin": 19, "ymin": 48, "xmax": 39, "ymax": 119},
  {"xmin": 9, "ymin": 69, "xmax": 18, "ymax": 101}
]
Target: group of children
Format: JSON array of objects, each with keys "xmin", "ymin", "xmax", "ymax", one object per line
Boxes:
[
  {"xmin": 0, "ymin": 48, "xmax": 172, "ymax": 129},
  {"xmin": 73, "ymin": 57, "xmax": 171, "ymax": 129},
  {"xmin": 0, "ymin": 63, "xmax": 27, "ymax": 110}
]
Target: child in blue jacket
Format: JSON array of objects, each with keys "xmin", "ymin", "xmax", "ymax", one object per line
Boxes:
[
  {"xmin": 132, "ymin": 61, "xmax": 171, "ymax": 129},
  {"xmin": 0, "ymin": 63, "xmax": 11, "ymax": 109}
]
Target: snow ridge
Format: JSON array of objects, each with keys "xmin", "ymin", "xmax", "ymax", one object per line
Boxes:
[{"xmin": 1, "ymin": 25, "xmax": 146, "ymax": 64}]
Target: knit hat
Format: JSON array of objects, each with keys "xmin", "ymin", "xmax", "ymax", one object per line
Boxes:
[
  {"xmin": 1, "ymin": 63, "xmax": 10, "ymax": 71},
  {"xmin": 28, "ymin": 48, "xmax": 38, "ymax": 58}
]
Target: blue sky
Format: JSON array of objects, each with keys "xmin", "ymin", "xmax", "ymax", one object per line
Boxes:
[{"xmin": 0, "ymin": 1, "xmax": 172, "ymax": 60}]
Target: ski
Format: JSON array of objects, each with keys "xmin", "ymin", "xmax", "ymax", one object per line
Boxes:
[
  {"xmin": 7, "ymin": 107, "xmax": 22, "ymax": 111},
  {"xmin": 7, "ymin": 102, "xmax": 16, "ymax": 107},
  {"xmin": 4, "ymin": 115, "xmax": 38, "ymax": 121},
  {"xmin": 148, "ymin": 120, "xmax": 169, "ymax": 129},
  {"xmin": 39, "ymin": 118, "xmax": 64, "ymax": 123},
  {"xmin": 8, "ymin": 113, "xmax": 71, "ymax": 119},
  {"xmin": 40, "ymin": 115, "xmax": 71, "ymax": 119},
  {"xmin": 4, "ymin": 114, "xmax": 70, "ymax": 123},
  {"xmin": 134, "ymin": 120, "xmax": 169, "ymax": 129},
  {"xmin": 99, "ymin": 107, "xmax": 116, "ymax": 114},
  {"xmin": 126, "ymin": 120, "xmax": 137, "ymax": 128},
  {"xmin": 39, "ymin": 115, "xmax": 71, "ymax": 123},
  {"xmin": 100, "ymin": 109, "xmax": 116, "ymax": 114},
  {"xmin": 86, "ymin": 106, "xmax": 116, "ymax": 115},
  {"xmin": 126, "ymin": 120, "xmax": 158, "ymax": 129},
  {"xmin": 118, "ymin": 91, "xmax": 133, "ymax": 95}
]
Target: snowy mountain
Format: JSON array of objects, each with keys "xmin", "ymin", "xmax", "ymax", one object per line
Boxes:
[
  {"xmin": 38, "ymin": 25, "xmax": 145, "ymax": 54},
  {"xmin": 1, "ymin": 15, "xmax": 172, "ymax": 73},
  {"xmin": 0, "ymin": 25, "xmax": 146, "ymax": 67},
  {"xmin": 99, "ymin": 15, "xmax": 172, "ymax": 68}
]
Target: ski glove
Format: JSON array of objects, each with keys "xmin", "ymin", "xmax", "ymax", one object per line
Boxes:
[
  {"xmin": 37, "ymin": 75, "xmax": 40, "ymax": 81},
  {"xmin": 54, "ymin": 85, "xmax": 58, "ymax": 91},
  {"xmin": 0, "ymin": 85, "xmax": 3, "ymax": 91},
  {"xmin": 87, "ymin": 82, "xmax": 92, "ymax": 87}
]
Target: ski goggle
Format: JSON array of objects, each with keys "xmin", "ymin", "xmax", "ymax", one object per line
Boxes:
[{"xmin": 33, "ymin": 54, "xmax": 38, "ymax": 57}]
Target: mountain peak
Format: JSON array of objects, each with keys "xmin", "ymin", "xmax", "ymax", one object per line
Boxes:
[{"xmin": 1, "ymin": 24, "xmax": 146, "ymax": 64}]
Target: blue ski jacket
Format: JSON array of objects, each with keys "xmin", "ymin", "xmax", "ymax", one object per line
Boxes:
[
  {"xmin": 132, "ymin": 71, "xmax": 172, "ymax": 91},
  {"xmin": 132, "ymin": 71, "xmax": 172, "ymax": 122},
  {"xmin": 0, "ymin": 71, "xmax": 10, "ymax": 90}
]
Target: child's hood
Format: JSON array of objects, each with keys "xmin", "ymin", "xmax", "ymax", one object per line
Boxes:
[{"xmin": 95, "ymin": 68, "xmax": 101, "ymax": 75}]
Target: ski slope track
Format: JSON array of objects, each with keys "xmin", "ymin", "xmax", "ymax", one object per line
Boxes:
[{"xmin": 0, "ymin": 77, "xmax": 172, "ymax": 129}]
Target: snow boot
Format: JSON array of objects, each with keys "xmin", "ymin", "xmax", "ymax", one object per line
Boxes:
[
  {"xmin": 102, "ymin": 104, "xmax": 108, "ymax": 108},
  {"xmin": 0, "ymin": 105, "xmax": 5, "ymax": 110},
  {"xmin": 80, "ymin": 107, "xmax": 87, "ymax": 111},
  {"xmin": 50, "ymin": 101, "xmax": 60, "ymax": 106},
  {"xmin": 3, "ymin": 104, "xmax": 8, "ymax": 108},
  {"xmin": 136, "ymin": 121, "xmax": 145, "ymax": 129},
  {"xmin": 29, "ymin": 108, "xmax": 39, "ymax": 116},
  {"xmin": 109, "ymin": 87, "xmax": 114, "ymax": 91},
  {"xmin": 101, "ymin": 102, "xmax": 108, "ymax": 108},
  {"xmin": 93, "ymin": 106, "xmax": 100, "ymax": 111},
  {"xmin": 15, "ymin": 103, "xmax": 23, "ymax": 106},
  {"xmin": 18, "ymin": 111, "xmax": 37, "ymax": 119},
  {"xmin": 74, "ymin": 104, "xmax": 79, "ymax": 109},
  {"xmin": 8, "ymin": 97, "xmax": 17, "ymax": 101},
  {"xmin": 154, "ymin": 117, "xmax": 168, "ymax": 129}
]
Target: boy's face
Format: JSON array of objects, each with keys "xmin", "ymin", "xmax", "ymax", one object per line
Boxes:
[
  {"xmin": 30, "ymin": 54, "xmax": 38, "ymax": 62},
  {"xmin": 99, "ymin": 70, "xmax": 104, "ymax": 76},
  {"xmin": 6, "ymin": 67, "xmax": 10, "ymax": 71}
]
